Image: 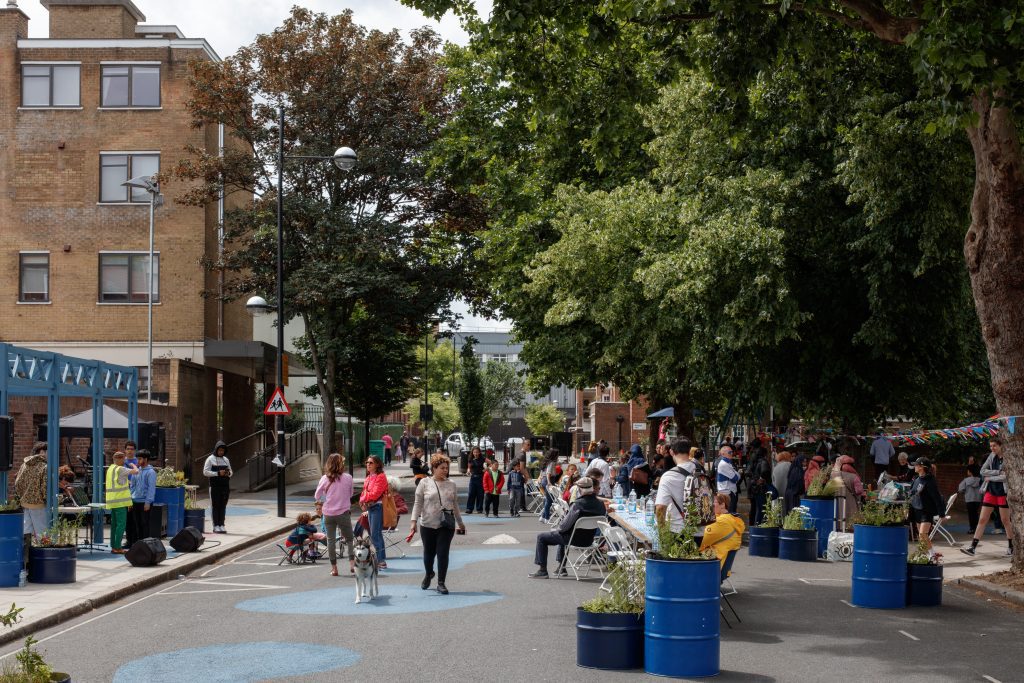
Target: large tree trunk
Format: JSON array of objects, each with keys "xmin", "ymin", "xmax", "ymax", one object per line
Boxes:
[{"xmin": 964, "ymin": 93, "xmax": 1024, "ymax": 573}]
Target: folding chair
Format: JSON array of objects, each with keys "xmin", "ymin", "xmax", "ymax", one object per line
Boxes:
[
  {"xmin": 525, "ymin": 481, "xmax": 545, "ymax": 514},
  {"xmin": 547, "ymin": 496, "xmax": 569, "ymax": 528},
  {"xmin": 929, "ymin": 492, "xmax": 961, "ymax": 548},
  {"xmin": 554, "ymin": 516, "xmax": 606, "ymax": 580},
  {"xmin": 719, "ymin": 549, "xmax": 740, "ymax": 628},
  {"xmin": 276, "ymin": 541, "xmax": 321, "ymax": 566},
  {"xmin": 597, "ymin": 521, "xmax": 643, "ymax": 599},
  {"xmin": 383, "ymin": 517, "xmax": 407, "ymax": 559}
]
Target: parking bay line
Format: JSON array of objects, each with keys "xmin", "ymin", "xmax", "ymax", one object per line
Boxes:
[
  {"xmin": 898, "ymin": 630, "xmax": 920, "ymax": 641},
  {"xmin": 983, "ymin": 676, "xmax": 1002, "ymax": 683}
]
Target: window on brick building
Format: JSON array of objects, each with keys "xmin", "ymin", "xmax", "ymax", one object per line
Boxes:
[
  {"xmin": 21, "ymin": 64, "xmax": 80, "ymax": 107},
  {"xmin": 19, "ymin": 253, "xmax": 49, "ymax": 302},
  {"xmin": 101, "ymin": 64, "xmax": 160, "ymax": 107},
  {"xmin": 99, "ymin": 153, "xmax": 159, "ymax": 203},
  {"xmin": 99, "ymin": 253, "xmax": 159, "ymax": 303}
]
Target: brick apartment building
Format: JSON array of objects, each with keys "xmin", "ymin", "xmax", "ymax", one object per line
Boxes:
[
  {"xmin": 0, "ymin": 0, "xmax": 267, "ymax": 483},
  {"xmin": 575, "ymin": 385, "xmax": 651, "ymax": 456}
]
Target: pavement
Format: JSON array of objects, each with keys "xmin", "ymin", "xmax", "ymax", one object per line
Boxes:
[{"xmin": 1, "ymin": 465, "xmax": 1022, "ymax": 681}]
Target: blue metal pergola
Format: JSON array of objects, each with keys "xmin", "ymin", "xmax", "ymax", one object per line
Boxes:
[{"xmin": 0, "ymin": 343, "xmax": 138, "ymax": 544}]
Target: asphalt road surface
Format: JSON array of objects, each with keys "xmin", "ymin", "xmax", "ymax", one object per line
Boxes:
[{"xmin": 2, "ymin": 488, "xmax": 1021, "ymax": 682}]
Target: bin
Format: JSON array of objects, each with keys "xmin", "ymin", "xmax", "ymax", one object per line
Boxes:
[
  {"xmin": 369, "ymin": 440, "xmax": 385, "ymax": 463},
  {"xmin": 645, "ymin": 557, "xmax": 720, "ymax": 678},
  {"xmin": 0, "ymin": 511, "xmax": 24, "ymax": 587},
  {"xmin": 801, "ymin": 497, "xmax": 837, "ymax": 558},
  {"xmin": 155, "ymin": 487, "xmax": 185, "ymax": 537},
  {"xmin": 852, "ymin": 524, "xmax": 908, "ymax": 609}
]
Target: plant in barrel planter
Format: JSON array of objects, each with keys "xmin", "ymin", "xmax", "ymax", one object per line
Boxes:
[
  {"xmin": 183, "ymin": 486, "xmax": 206, "ymax": 534},
  {"xmin": 749, "ymin": 492, "xmax": 781, "ymax": 557},
  {"xmin": 155, "ymin": 467, "xmax": 187, "ymax": 537},
  {"xmin": 645, "ymin": 499, "xmax": 720, "ymax": 679},
  {"xmin": 779, "ymin": 506, "xmax": 818, "ymax": 562},
  {"xmin": 577, "ymin": 560, "xmax": 645, "ymax": 670},
  {"xmin": 851, "ymin": 500, "xmax": 909, "ymax": 609},
  {"xmin": 0, "ymin": 498, "xmax": 25, "ymax": 588},
  {"xmin": 28, "ymin": 515, "xmax": 80, "ymax": 585},
  {"xmin": 801, "ymin": 468, "xmax": 839, "ymax": 559},
  {"xmin": 0, "ymin": 603, "xmax": 71, "ymax": 682},
  {"xmin": 906, "ymin": 538, "xmax": 943, "ymax": 607}
]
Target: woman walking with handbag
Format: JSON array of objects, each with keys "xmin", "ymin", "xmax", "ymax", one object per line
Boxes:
[
  {"xmin": 410, "ymin": 453, "xmax": 465, "ymax": 594},
  {"xmin": 315, "ymin": 453, "xmax": 355, "ymax": 576},
  {"xmin": 360, "ymin": 456, "xmax": 390, "ymax": 569}
]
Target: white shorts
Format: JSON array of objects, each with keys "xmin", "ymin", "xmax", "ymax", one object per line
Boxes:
[{"xmin": 23, "ymin": 508, "xmax": 49, "ymax": 537}]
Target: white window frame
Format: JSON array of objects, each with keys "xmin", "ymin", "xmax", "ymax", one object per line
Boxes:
[
  {"xmin": 100, "ymin": 62, "xmax": 161, "ymax": 108},
  {"xmin": 18, "ymin": 251, "xmax": 50, "ymax": 303},
  {"xmin": 20, "ymin": 62, "xmax": 81, "ymax": 108},
  {"xmin": 99, "ymin": 152, "xmax": 160, "ymax": 204},
  {"xmin": 98, "ymin": 251, "xmax": 160, "ymax": 304}
]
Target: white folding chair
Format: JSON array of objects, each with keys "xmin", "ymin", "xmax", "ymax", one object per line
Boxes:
[
  {"xmin": 597, "ymin": 521, "xmax": 643, "ymax": 597},
  {"xmin": 555, "ymin": 516, "xmax": 606, "ymax": 580},
  {"xmin": 929, "ymin": 492, "xmax": 961, "ymax": 548},
  {"xmin": 525, "ymin": 482, "xmax": 545, "ymax": 514}
]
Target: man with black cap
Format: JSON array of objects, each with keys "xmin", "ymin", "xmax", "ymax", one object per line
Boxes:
[
  {"xmin": 908, "ymin": 457, "xmax": 944, "ymax": 556},
  {"xmin": 529, "ymin": 476, "xmax": 605, "ymax": 578}
]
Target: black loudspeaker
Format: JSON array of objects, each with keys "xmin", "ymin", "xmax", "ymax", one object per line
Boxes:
[
  {"xmin": 170, "ymin": 526, "xmax": 204, "ymax": 553},
  {"xmin": 0, "ymin": 416, "xmax": 13, "ymax": 472},
  {"xmin": 125, "ymin": 538, "xmax": 167, "ymax": 567}
]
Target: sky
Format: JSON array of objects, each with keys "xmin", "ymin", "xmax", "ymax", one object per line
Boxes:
[{"xmin": 20, "ymin": 0, "xmax": 507, "ymax": 331}]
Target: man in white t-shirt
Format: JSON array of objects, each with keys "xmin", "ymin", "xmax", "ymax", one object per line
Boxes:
[
  {"xmin": 589, "ymin": 445, "xmax": 613, "ymax": 497},
  {"xmin": 655, "ymin": 439, "xmax": 695, "ymax": 533}
]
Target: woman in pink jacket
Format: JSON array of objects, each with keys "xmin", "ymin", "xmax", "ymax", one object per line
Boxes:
[
  {"xmin": 359, "ymin": 455, "xmax": 389, "ymax": 569},
  {"xmin": 315, "ymin": 453, "xmax": 355, "ymax": 576}
]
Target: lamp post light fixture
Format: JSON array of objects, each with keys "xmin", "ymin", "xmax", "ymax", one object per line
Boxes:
[
  {"xmin": 616, "ymin": 414, "xmax": 625, "ymax": 453},
  {"xmin": 121, "ymin": 175, "xmax": 163, "ymax": 403},
  {"xmin": 249, "ymin": 106, "xmax": 356, "ymax": 518}
]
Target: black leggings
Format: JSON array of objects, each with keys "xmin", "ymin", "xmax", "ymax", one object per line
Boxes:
[
  {"xmin": 421, "ymin": 525, "xmax": 455, "ymax": 583},
  {"xmin": 211, "ymin": 485, "xmax": 230, "ymax": 527}
]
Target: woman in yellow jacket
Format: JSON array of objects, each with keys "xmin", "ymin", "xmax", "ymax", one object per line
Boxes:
[{"xmin": 700, "ymin": 492, "xmax": 746, "ymax": 570}]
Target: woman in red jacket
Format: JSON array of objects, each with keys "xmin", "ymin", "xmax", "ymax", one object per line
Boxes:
[
  {"xmin": 482, "ymin": 459, "xmax": 505, "ymax": 517},
  {"xmin": 359, "ymin": 456, "xmax": 389, "ymax": 569}
]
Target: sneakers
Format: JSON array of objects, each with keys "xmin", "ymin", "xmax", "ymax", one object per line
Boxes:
[
  {"xmin": 212, "ymin": 525, "xmax": 227, "ymax": 534},
  {"xmin": 421, "ymin": 571, "xmax": 435, "ymax": 590},
  {"xmin": 1007, "ymin": 547, "xmax": 1014, "ymax": 556},
  {"xmin": 960, "ymin": 545, "xmax": 977, "ymax": 556},
  {"xmin": 555, "ymin": 568, "xmax": 568, "ymax": 577},
  {"xmin": 436, "ymin": 582, "xmax": 449, "ymax": 595},
  {"xmin": 528, "ymin": 569, "xmax": 549, "ymax": 579},
  {"xmin": 378, "ymin": 561, "xmax": 388, "ymax": 570}
]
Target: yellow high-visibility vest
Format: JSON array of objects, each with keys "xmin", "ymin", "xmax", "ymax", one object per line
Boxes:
[{"xmin": 105, "ymin": 465, "xmax": 133, "ymax": 509}]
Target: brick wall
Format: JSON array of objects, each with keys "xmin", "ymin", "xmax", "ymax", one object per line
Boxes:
[
  {"xmin": 592, "ymin": 401, "xmax": 650, "ymax": 454},
  {"xmin": 47, "ymin": 4, "xmax": 138, "ymax": 40}
]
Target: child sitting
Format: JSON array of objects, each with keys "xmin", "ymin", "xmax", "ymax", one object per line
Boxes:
[{"xmin": 286, "ymin": 511, "xmax": 326, "ymax": 560}]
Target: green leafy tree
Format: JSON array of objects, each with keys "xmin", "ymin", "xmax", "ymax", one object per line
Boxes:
[
  {"xmin": 482, "ymin": 360, "xmax": 527, "ymax": 422},
  {"xmin": 407, "ymin": 392, "xmax": 460, "ymax": 434},
  {"xmin": 525, "ymin": 403, "xmax": 565, "ymax": 438},
  {"xmin": 408, "ymin": 0, "xmax": 1024, "ymax": 572},
  {"xmin": 176, "ymin": 8, "xmax": 482, "ymax": 454},
  {"xmin": 456, "ymin": 338, "xmax": 487, "ymax": 440}
]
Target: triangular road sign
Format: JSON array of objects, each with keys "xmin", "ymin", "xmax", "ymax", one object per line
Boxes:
[{"xmin": 263, "ymin": 387, "xmax": 291, "ymax": 416}]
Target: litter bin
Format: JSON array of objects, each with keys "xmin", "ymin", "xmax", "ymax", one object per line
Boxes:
[{"xmin": 369, "ymin": 440, "xmax": 385, "ymax": 464}]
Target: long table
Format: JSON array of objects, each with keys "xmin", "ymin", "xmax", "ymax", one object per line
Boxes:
[{"xmin": 607, "ymin": 507, "xmax": 659, "ymax": 550}]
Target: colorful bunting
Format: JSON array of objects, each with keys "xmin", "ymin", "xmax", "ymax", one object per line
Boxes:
[{"xmin": 768, "ymin": 414, "xmax": 1022, "ymax": 447}]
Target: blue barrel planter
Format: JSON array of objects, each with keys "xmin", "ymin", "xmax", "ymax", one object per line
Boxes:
[
  {"xmin": 576, "ymin": 608, "xmax": 644, "ymax": 670},
  {"xmin": 801, "ymin": 497, "xmax": 836, "ymax": 558},
  {"xmin": 28, "ymin": 546, "xmax": 76, "ymax": 584},
  {"xmin": 851, "ymin": 524, "xmax": 908, "ymax": 609},
  {"xmin": 906, "ymin": 563, "xmax": 943, "ymax": 607},
  {"xmin": 748, "ymin": 526, "xmax": 780, "ymax": 558},
  {"xmin": 779, "ymin": 529, "xmax": 818, "ymax": 562},
  {"xmin": 183, "ymin": 508, "xmax": 206, "ymax": 534},
  {"xmin": 0, "ymin": 510, "xmax": 25, "ymax": 588},
  {"xmin": 645, "ymin": 557, "xmax": 720, "ymax": 678},
  {"xmin": 155, "ymin": 487, "xmax": 185, "ymax": 537}
]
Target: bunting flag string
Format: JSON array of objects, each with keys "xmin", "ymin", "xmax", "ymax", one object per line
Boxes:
[{"xmin": 765, "ymin": 414, "xmax": 1022, "ymax": 448}]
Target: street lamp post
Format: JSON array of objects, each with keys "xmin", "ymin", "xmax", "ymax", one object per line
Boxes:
[
  {"xmin": 249, "ymin": 106, "xmax": 356, "ymax": 518},
  {"xmin": 616, "ymin": 414, "xmax": 625, "ymax": 454},
  {"xmin": 121, "ymin": 175, "xmax": 163, "ymax": 403}
]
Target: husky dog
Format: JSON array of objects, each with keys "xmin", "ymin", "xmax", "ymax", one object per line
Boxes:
[{"xmin": 353, "ymin": 536, "xmax": 379, "ymax": 604}]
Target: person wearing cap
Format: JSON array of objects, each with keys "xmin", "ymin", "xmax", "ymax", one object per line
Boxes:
[
  {"xmin": 529, "ymin": 476, "xmax": 605, "ymax": 578},
  {"xmin": 908, "ymin": 457, "xmax": 944, "ymax": 554}
]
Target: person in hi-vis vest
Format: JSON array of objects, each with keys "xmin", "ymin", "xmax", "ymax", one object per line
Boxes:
[{"xmin": 106, "ymin": 450, "xmax": 138, "ymax": 554}]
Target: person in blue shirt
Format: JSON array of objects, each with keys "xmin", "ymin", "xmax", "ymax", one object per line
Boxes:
[{"xmin": 126, "ymin": 449, "xmax": 156, "ymax": 547}]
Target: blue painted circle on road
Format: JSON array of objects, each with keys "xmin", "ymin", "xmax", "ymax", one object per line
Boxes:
[
  {"xmin": 113, "ymin": 642, "xmax": 359, "ymax": 683},
  {"xmin": 236, "ymin": 585, "xmax": 503, "ymax": 615},
  {"xmin": 205, "ymin": 505, "xmax": 267, "ymax": 517},
  {"xmin": 461, "ymin": 515, "xmax": 511, "ymax": 524},
  {"xmin": 374, "ymin": 548, "xmax": 531, "ymax": 574}
]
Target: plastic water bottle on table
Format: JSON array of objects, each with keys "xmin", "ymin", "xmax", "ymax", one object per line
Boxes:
[
  {"xmin": 613, "ymin": 483, "xmax": 623, "ymax": 508},
  {"xmin": 627, "ymin": 490, "xmax": 637, "ymax": 513}
]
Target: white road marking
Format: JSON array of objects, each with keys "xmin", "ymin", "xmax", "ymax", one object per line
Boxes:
[
  {"xmin": 898, "ymin": 630, "xmax": 920, "ymax": 641},
  {"xmin": 799, "ymin": 578, "xmax": 842, "ymax": 584},
  {"xmin": 194, "ymin": 566, "xmax": 309, "ymax": 581},
  {"xmin": 187, "ymin": 580, "xmax": 285, "ymax": 589},
  {"xmin": 982, "ymin": 676, "xmax": 1002, "ymax": 683},
  {"xmin": 482, "ymin": 534, "xmax": 520, "ymax": 545},
  {"xmin": 839, "ymin": 600, "xmax": 854, "ymax": 607},
  {"xmin": 161, "ymin": 587, "xmax": 280, "ymax": 595},
  {"xmin": 0, "ymin": 583, "xmax": 179, "ymax": 659}
]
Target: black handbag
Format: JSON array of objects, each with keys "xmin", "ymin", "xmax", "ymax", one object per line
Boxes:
[{"xmin": 434, "ymin": 480, "xmax": 456, "ymax": 530}]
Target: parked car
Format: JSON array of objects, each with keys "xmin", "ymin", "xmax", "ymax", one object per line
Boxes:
[{"xmin": 444, "ymin": 433, "xmax": 494, "ymax": 461}]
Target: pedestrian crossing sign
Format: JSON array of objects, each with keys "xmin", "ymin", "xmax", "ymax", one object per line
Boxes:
[{"xmin": 263, "ymin": 387, "xmax": 291, "ymax": 416}]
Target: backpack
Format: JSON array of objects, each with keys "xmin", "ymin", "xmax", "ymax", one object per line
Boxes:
[
  {"xmin": 629, "ymin": 465, "xmax": 649, "ymax": 486},
  {"xmin": 668, "ymin": 466, "xmax": 716, "ymax": 527}
]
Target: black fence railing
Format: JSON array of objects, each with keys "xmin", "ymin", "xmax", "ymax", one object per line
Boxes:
[{"xmin": 246, "ymin": 427, "xmax": 321, "ymax": 491}]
